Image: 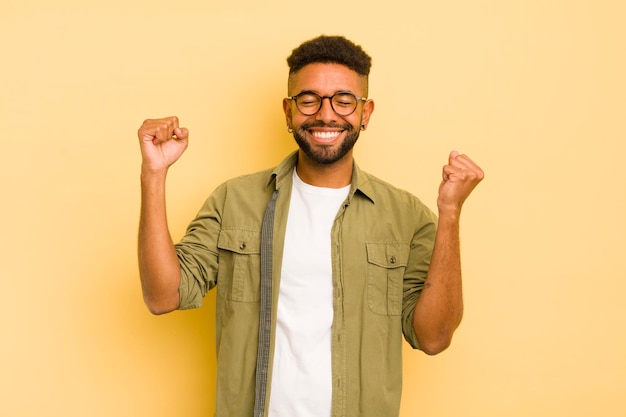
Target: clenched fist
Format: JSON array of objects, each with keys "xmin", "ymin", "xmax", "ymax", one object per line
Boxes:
[
  {"xmin": 437, "ymin": 151, "xmax": 484, "ymax": 215},
  {"xmin": 138, "ymin": 116, "xmax": 189, "ymax": 173}
]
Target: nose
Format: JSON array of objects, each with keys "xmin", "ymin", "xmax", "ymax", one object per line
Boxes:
[{"xmin": 315, "ymin": 97, "xmax": 338, "ymax": 122}]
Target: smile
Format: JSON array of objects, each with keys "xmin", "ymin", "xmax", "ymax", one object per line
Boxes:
[{"xmin": 310, "ymin": 130, "xmax": 342, "ymax": 141}]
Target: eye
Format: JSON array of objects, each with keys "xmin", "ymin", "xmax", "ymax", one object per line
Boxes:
[
  {"xmin": 333, "ymin": 94, "xmax": 356, "ymax": 107},
  {"xmin": 297, "ymin": 94, "xmax": 320, "ymax": 107}
]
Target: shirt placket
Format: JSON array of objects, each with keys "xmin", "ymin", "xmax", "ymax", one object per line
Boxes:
[{"xmin": 331, "ymin": 199, "xmax": 349, "ymax": 417}]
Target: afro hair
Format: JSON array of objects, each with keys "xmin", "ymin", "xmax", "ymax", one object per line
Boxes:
[{"xmin": 287, "ymin": 35, "xmax": 372, "ymax": 76}]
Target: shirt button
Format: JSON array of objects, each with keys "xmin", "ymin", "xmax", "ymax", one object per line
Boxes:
[
  {"xmin": 239, "ymin": 242, "xmax": 246, "ymax": 250},
  {"xmin": 390, "ymin": 256, "xmax": 397, "ymax": 264}
]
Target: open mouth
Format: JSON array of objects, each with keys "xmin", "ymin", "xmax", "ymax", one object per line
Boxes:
[{"xmin": 309, "ymin": 130, "xmax": 343, "ymax": 143}]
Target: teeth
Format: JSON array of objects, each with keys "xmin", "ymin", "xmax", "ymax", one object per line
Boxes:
[{"xmin": 312, "ymin": 131, "xmax": 341, "ymax": 139}]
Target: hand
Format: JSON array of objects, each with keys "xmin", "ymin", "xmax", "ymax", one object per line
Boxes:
[
  {"xmin": 437, "ymin": 151, "xmax": 484, "ymax": 216},
  {"xmin": 137, "ymin": 116, "xmax": 189, "ymax": 173}
]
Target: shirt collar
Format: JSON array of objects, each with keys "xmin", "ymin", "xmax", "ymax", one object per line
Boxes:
[{"xmin": 266, "ymin": 151, "xmax": 376, "ymax": 204}]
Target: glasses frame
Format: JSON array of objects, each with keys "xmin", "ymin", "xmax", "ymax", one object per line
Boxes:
[{"xmin": 288, "ymin": 91, "xmax": 368, "ymax": 116}]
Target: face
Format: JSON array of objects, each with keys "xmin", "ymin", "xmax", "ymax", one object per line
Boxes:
[{"xmin": 283, "ymin": 63, "xmax": 374, "ymax": 165}]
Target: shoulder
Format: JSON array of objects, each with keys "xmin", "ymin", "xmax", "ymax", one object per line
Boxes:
[
  {"xmin": 216, "ymin": 152, "xmax": 297, "ymax": 193},
  {"xmin": 221, "ymin": 167, "xmax": 275, "ymax": 188},
  {"xmin": 207, "ymin": 168, "xmax": 277, "ymax": 209},
  {"xmin": 354, "ymin": 168, "xmax": 438, "ymax": 240},
  {"xmin": 359, "ymin": 170, "xmax": 432, "ymax": 212}
]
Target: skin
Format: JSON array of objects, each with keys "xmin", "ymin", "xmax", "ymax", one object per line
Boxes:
[
  {"xmin": 413, "ymin": 150, "xmax": 484, "ymax": 354},
  {"xmin": 137, "ymin": 117, "xmax": 188, "ymax": 314},
  {"xmin": 283, "ymin": 63, "xmax": 374, "ymax": 188},
  {"xmin": 136, "ymin": 63, "xmax": 484, "ymax": 355}
]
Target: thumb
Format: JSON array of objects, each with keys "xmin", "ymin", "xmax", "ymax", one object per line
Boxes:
[
  {"xmin": 173, "ymin": 127, "xmax": 190, "ymax": 141},
  {"xmin": 449, "ymin": 150, "xmax": 459, "ymax": 163}
]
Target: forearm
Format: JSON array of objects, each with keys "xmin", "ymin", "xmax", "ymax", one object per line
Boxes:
[
  {"xmin": 138, "ymin": 169, "xmax": 181, "ymax": 314},
  {"xmin": 412, "ymin": 211, "xmax": 463, "ymax": 354}
]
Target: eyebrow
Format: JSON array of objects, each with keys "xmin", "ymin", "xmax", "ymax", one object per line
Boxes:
[{"xmin": 294, "ymin": 89, "xmax": 356, "ymax": 96}]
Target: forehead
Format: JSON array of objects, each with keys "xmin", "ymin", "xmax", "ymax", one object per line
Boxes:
[{"xmin": 288, "ymin": 63, "xmax": 367, "ymax": 95}]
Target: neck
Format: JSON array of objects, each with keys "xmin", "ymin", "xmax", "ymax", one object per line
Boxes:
[{"xmin": 295, "ymin": 150, "xmax": 353, "ymax": 188}]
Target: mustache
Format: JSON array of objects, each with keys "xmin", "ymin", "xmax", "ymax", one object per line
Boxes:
[{"xmin": 300, "ymin": 121, "xmax": 353, "ymax": 130}]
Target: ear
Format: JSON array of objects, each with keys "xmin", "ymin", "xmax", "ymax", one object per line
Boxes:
[
  {"xmin": 283, "ymin": 98, "xmax": 293, "ymax": 129},
  {"xmin": 360, "ymin": 99, "xmax": 375, "ymax": 129}
]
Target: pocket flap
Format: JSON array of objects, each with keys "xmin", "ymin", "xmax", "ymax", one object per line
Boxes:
[
  {"xmin": 218, "ymin": 229, "xmax": 261, "ymax": 254},
  {"xmin": 366, "ymin": 242, "xmax": 409, "ymax": 268}
]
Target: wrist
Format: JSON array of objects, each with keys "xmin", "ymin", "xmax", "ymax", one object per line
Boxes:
[
  {"xmin": 437, "ymin": 207, "xmax": 461, "ymax": 223},
  {"xmin": 140, "ymin": 165, "xmax": 169, "ymax": 187},
  {"xmin": 141, "ymin": 163, "xmax": 168, "ymax": 177}
]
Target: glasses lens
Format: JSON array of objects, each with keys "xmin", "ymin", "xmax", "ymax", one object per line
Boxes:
[
  {"xmin": 295, "ymin": 93, "xmax": 322, "ymax": 116},
  {"xmin": 331, "ymin": 93, "xmax": 358, "ymax": 115},
  {"xmin": 294, "ymin": 92, "xmax": 360, "ymax": 116}
]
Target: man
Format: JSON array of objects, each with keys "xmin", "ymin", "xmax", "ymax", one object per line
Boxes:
[{"xmin": 137, "ymin": 35, "xmax": 483, "ymax": 417}]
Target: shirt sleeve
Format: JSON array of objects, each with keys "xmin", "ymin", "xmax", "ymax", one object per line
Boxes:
[
  {"xmin": 401, "ymin": 201, "xmax": 438, "ymax": 349},
  {"xmin": 174, "ymin": 184, "xmax": 225, "ymax": 310}
]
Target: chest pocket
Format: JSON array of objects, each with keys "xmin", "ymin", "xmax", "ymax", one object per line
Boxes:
[
  {"xmin": 366, "ymin": 242, "xmax": 410, "ymax": 315},
  {"xmin": 217, "ymin": 229, "xmax": 261, "ymax": 302}
]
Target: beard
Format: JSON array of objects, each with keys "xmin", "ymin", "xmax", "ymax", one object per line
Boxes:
[{"xmin": 292, "ymin": 121, "xmax": 360, "ymax": 165}]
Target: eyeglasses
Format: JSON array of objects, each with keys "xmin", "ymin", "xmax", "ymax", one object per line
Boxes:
[{"xmin": 288, "ymin": 91, "xmax": 367, "ymax": 116}]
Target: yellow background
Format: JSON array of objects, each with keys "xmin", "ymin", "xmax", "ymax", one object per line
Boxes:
[{"xmin": 2, "ymin": 1, "xmax": 625, "ymax": 416}]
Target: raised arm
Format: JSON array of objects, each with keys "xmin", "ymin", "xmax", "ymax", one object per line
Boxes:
[
  {"xmin": 137, "ymin": 116, "xmax": 189, "ymax": 315},
  {"xmin": 412, "ymin": 151, "xmax": 484, "ymax": 354}
]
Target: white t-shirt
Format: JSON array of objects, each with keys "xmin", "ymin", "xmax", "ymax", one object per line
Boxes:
[{"xmin": 268, "ymin": 170, "xmax": 350, "ymax": 417}]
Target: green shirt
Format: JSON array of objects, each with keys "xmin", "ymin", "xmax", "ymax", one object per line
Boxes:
[{"xmin": 175, "ymin": 151, "xmax": 437, "ymax": 417}]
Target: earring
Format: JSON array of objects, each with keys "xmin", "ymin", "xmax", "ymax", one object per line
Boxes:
[
  {"xmin": 361, "ymin": 124, "xmax": 366, "ymax": 131},
  {"xmin": 287, "ymin": 126, "xmax": 293, "ymax": 133}
]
